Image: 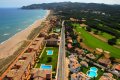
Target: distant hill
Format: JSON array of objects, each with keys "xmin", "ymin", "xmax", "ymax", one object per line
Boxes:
[
  {"xmin": 21, "ymin": 2, "xmax": 120, "ymax": 10},
  {"xmin": 22, "ymin": 2, "xmax": 120, "ymax": 38}
]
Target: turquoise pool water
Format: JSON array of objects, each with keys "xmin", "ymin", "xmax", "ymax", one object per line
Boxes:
[
  {"xmin": 90, "ymin": 67, "xmax": 98, "ymax": 72},
  {"xmin": 40, "ymin": 64, "xmax": 52, "ymax": 69},
  {"xmin": 47, "ymin": 50, "xmax": 53, "ymax": 55},
  {"xmin": 87, "ymin": 67, "xmax": 98, "ymax": 78},
  {"xmin": 87, "ymin": 71, "xmax": 97, "ymax": 78}
]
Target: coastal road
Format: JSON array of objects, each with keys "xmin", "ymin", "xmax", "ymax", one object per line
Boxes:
[{"xmin": 56, "ymin": 20, "xmax": 66, "ymax": 80}]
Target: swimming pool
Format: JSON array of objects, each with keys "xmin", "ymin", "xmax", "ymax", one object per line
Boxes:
[
  {"xmin": 90, "ymin": 67, "xmax": 98, "ymax": 72},
  {"xmin": 87, "ymin": 67, "xmax": 98, "ymax": 78},
  {"xmin": 87, "ymin": 71, "xmax": 97, "ymax": 78},
  {"xmin": 47, "ymin": 50, "xmax": 53, "ymax": 55},
  {"xmin": 40, "ymin": 64, "xmax": 52, "ymax": 70}
]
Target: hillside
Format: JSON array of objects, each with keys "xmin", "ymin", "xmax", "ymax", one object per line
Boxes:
[{"xmin": 22, "ymin": 2, "xmax": 120, "ymax": 38}]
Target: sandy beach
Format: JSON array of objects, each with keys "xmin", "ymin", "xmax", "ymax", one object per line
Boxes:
[{"xmin": 0, "ymin": 10, "xmax": 50, "ymax": 59}]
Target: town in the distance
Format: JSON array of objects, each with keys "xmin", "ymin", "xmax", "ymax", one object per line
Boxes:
[{"xmin": 0, "ymin": 1, "xmax": 120, "ymax": 80}]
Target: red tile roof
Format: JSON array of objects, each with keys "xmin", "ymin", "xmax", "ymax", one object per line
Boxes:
[
  {"xmin": 67, "ymin": 43, "xmax": 72, "ymax": 49},
  {"xmin": 115, "ymin": 64, "xmax": 120, "ymax": 71}
]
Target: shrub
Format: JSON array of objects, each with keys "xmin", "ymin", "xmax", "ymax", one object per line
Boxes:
[
  {"xmin": 47, "ymin": 57, "xmax": 52, "ymax": 63},
  {"xmin": 108, "ymin": 38, "xmax": 117, "ymax": 45}
]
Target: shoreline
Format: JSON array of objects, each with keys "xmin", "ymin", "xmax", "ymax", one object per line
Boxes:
[
  {"xmin": 0, "ymin": 10, "xmax": 49, "ymax": 45},
  {"xmin": 0, "ymin": 10, "xmax": 50, "ymax": 59}
]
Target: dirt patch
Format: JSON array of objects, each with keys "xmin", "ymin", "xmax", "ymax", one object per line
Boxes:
[
  {"xmin": 89, "ymin": 32, "xmax": 120, "ymax": 49},
  {"xmin": 89, "ymin": 32, "xmax": 107, "ymax": 42},
  {"xmin": 80, "ymin": 42, "xmax": 94, "ymax": 52}
]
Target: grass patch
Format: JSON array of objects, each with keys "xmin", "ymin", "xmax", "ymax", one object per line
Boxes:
[
  {"xmin": 72, "ymin": 23, "xmax": 120, "ymax": 58},
  {"xmin": 99, "ymin": 32, "xmax": 114, "ymax": 39},
  {"xmin": 117, "ymin": 39, "xmax": 120, "ymax": 45},
  {"xmin": 36, "ymin": 47, "xmax": 58, "ymax": 71},
  {"xmin": 92, "ymin": 28, "xmax": 120, "ymax": 45}
]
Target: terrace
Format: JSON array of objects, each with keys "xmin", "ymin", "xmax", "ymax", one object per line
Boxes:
[
  {"xmin": 4, "ymin": 52, "xmax": 36, "ymax": 80},
  {"xmin": 86, "ymin": 53, "xmax": 96, "ymax": 60},
  {"xmin": 27, "ymin": 37, "xmax": 44, "ymax": 53},
  {"xmin": 113, "ymin": 64, "xmax": 120, "ymax": 71},
  {"xmin": 31, "ymin": 68, "xmax": 52, "ymax": 80},
  {"xmin": 99, "ymin": 73, "xmax": 116, "ymax": 80},
  {"xmin": 71, "ymin": 72, "xmax": 90, "ymax": 80},
  {"xmin": 75, "ymin": 48, "xmax": 84, "ymax": 55},
  {"xmin": 98, "ymin": 57, "xmax": 111, "ymax": 67}
]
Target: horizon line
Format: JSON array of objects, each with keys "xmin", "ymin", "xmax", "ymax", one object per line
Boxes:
[{"xmin": 0, "ymin": 1, "xmax": 120, "ymax": 8}]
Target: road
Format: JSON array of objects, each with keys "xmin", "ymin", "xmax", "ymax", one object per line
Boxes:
[{"xmin": 56, "ymin": 20, "xmax": 66, "ymax": 80}]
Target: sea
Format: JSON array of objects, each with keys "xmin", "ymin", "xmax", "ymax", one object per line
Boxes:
[{"xmin": 0, "ymin": 8, "xmax": 47, "ymax": 44}]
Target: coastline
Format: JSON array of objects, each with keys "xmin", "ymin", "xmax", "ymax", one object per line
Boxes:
[{"xmin": 0, "ymin": 10, "xmax": 50, "ymax": 59}]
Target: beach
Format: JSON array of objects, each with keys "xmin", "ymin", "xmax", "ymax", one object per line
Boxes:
[{"xmin": 0, "ymin": 10, "xmax": 50, "ymax": 59}]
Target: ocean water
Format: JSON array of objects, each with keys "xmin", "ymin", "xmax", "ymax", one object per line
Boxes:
[{"xmin": 0, "ymin": 8, "xmax": 47, "ymax": 43}]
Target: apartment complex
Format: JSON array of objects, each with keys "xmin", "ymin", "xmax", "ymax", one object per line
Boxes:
[{"xmin": 4, "ymin": 37, "xmax": 45, "ymax": 80}]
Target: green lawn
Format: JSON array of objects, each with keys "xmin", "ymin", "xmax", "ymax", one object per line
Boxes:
[
  {"xmin": 99, "ymin": 32, "xmax": 114, "ymax": 39},
  {"xmin": 36, "ymin": 47, "xmax": 59, "ymax": 71},
  {"xmin": 100, "ymin": 33, "xmax": 120, "ymax": 45},
  {"xmin": 72, "ymin": 23, "xmax": 120, "ymax": 58},
  {"xmin": 117, "ymin": 39, "xmax": 120, "ymax": 45},
  {"xmin": 92, "ymin": 27, "xmax": 113, "ymax": 39},
  {"xmin": 92, "ymin": 27, "xmax": 120, "ymax": 45}
]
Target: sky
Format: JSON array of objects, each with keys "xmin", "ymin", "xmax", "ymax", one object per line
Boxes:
[{"xmin": 0, "ymin": 0, "xmax": 120, "ymax": 8}]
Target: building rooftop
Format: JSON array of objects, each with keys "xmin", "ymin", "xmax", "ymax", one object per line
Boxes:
[
  {"xmin": 99, "ymin": 73, "xmax": 116, "ymax": 80},
  {"xmin": 103, "ymin": 51, "xmax": 110, "ymax": 59},
  {"xmin": 67, "ymin": 43, "xmax": 73, "ymax": 49},
  {"xmin": 71, "ymin": 73, "xmax": 77, "ymax": 79},
  {"xmin": 69, "ymin": 57, "xmax": 80, "ymax": 70},
  {"xmin": 46, "ymin": 37, "xmax": 58, "ymax": 41},
  {"xmin": 15, "ymin": 60, "xmax": 25, "ymax": 66},
  {"xmin": 6, "ymin": 69, "xmax": 18, "ymax": 78},
  {"xmin": 31, "ymin": 68, "xmax": 52, "ymax": 80},
  {"xmin": 29, "ymin": 37, "xmax": 44, "ymax": 50},
  {"xmin": 113, "ymin": 64, "xmax": 120, "ymax": 71},
  {"xmin": 69, "ymin": 54, "xmax": 76, "ymax": 58},
  {"xmin": 86, "ymin": 53, "xmax": 96, "ymax": 60},
  {"xmin": 98, "ymin": 57, "xmax": 111, "ymax": 66},
  {"xmin": 35, "ymin": 38, "xmax": 43, "ymax": 41},
  {"xmin": 32, "ymin": 41, "xmax": 38, "ymax": 45},
  {"xmin": 80, "ymin": 61, "xmax": 88, "ymax": 68},
  {"xmin": 75, "ymin": 48, "xmax": 84, "ymax": 55},
  {"xmin": 96, "ymin": 48, "xmax": 103, "ymax": 54},
  {"xmin": 71, "ymin": 72, "xmax": 90, "ymax": 80},
  {"xmin": 6, "ymin": 52, "xmax": 35, "ymax": 80},
  {"xmin": 70, "ymin": 62, "xmax": 80, "ymax": 70}
]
